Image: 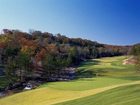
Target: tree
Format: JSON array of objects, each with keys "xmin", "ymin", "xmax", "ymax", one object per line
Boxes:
[
  {"xmin": 0, "ymin": 29, "xmax": 131, "ymax": 83},
  {"xmin": 16, "ymin": 52, "xmax": 31, "ymax": 81},
  {"xmin": 5, "ymin": 57, "xmax": 17, "ymax": 83},
  {"xmin": 131, "ymin": 44, "xmax": 140, "ymax": 71},
  {"xmin": 68, "ymin": 47, "xmax": 79, "ymax": 65},
  {"xmin": 42, "ymin": 53, "xmax": 57, "ymax": 79}
]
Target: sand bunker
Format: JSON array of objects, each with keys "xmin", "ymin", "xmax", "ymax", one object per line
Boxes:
[{"xmin": 123, "ymin": 56, "xmax": 137, "ymax": 65}]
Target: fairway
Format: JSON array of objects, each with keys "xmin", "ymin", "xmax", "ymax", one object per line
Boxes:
[
  {"xmin": 0, "ymin": 56, "xmax": 140, "ymax": 105},
  {"xmin": 1, "ymin": 81, "xmax": 140, "ymax": 105},
  {"xmin": 56, "ymin": 84, "xmax": 140, "ymax": 105},
  {"xmin": 0, "ymin": 0, "xmax": 140, "ymax": 105}
]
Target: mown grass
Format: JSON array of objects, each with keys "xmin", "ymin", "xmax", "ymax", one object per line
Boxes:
[
  {"xmin": 0, "ymin": 56, "xmax": 140, "ymax": 105},
  {"xmin": 77, "ymin": 56, "xmax": 136, "ymax": 78},
  {"xmin": 40, "ymin": 56, "xmax": 139, "ymax": 91},
  {"xmin": 1, "ymin": 81, "xmax": 140, "ymax": 105},
  {"xmin": 56, "ymin": 84, "xmax": 140, "ymax": 105},
  {"xmin": 40, "ymin": 77, "xmax": 136, "ymax": 91}
]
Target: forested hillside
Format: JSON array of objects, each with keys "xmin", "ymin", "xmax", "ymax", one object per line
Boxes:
[{"xmin": 0, "ymin": 29, "xmax": 131, "ymax": 82}]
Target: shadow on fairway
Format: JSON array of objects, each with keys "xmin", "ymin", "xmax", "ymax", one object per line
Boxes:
[{"xmin": 76, "ymin": 60, "xmax": 107, "ymax": 78}]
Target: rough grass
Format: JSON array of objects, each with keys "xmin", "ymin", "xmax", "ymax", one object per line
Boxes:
[
  {"xmin": 56, "ymin": 84, "xmax": 140, "ymax": 105},
  {"xmin": 0, "ymin": 56, "xmax": 140, "ymax": 105}
]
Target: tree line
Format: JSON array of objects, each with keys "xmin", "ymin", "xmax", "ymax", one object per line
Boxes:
[
  {"xmin": 131, "ymin": 43, "xmax": 140, "ymax": 71},
  {"xmin": 0, "ymin": 29, "xmax": 131, "ymax": 82}
]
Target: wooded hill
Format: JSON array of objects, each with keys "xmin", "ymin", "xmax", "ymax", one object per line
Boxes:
[{"xmin": 0, "ymin": 29, "xmax": 131, "ymax": 82}]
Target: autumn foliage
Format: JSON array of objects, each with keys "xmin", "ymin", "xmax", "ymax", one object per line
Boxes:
[{"xmin": 0, "ymin": 29, "xmax": 131, "ymax": 81}]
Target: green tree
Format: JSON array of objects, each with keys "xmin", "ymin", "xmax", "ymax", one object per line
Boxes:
[
  {"xmin": 43, "ymin": 53, "xmax": 68, "ymax": 79},
  {"xmin": 5, "ymin": 57, "xmax": 17, "ymax": 83},
  {"xmin": 131, "ymin": 44, "xmax": 140, "ymax": 71},
  {"xmin": 69, "ymin": 47, "xmax": 79, "ymax": 64},
  {"xmin": 16, "ymin": 52, "xmax": 31, "ymax": 81}
]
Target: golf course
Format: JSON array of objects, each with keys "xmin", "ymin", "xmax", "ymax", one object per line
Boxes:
[{"xmin": 0, "ymin": 56, "xmax": 140, "ymax": 105}]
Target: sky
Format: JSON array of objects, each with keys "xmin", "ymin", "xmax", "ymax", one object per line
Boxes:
[{"xmin": 0, "ymin": 0, "xmax": 140, "ymax": 45}]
